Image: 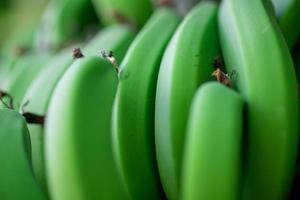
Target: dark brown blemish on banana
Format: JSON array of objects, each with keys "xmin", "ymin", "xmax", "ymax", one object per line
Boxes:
[
  {"xmin": 212, "ymin": 68, "xmax": 232, "ymax": 87},
  {"xmin": 72, "ymin": 47, "xmax": 84, "ymax": 59}
]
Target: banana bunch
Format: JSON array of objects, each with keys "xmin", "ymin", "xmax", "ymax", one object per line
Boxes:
[{"xmin": 1, "ymin": 0, "xmax": 300, "ymax": 199}]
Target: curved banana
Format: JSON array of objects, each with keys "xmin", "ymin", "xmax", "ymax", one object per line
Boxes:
[
  {"xmin": 278, "ymin": 0, "xmax": 300, "ymax": 50},
  {"xmin": 152, "ymin": 0, "xmax": 200, "ymax": 16},
  {"xmin": 21, "ymin": 25, "xmax": 134, "ymax": 194},
  {"xmin": 0, "ymin": 32, "xmax": 36, "ymax": 89},
  {"xmin": 155, "ymin": 2, "xmax": 220, "ymax": 199},
  {"xmin": 1, "ymin": 52, "xmax": 51, "ymax": 110},
  {"xmin": 0, "ymin": 109, "xmax": 46, "ymax": 200},
  {"xmin": 92, "ymin": 0, "xmax": 153, "ymax": 28},
  {"xmin": 112, "ymin": 8, "xmax": 180, "ymax": 199},
  {"xmin": 219, "ymin": 0, "xmax": 299, "ymax": 199},
  {"xmin": 36, "ymin": 0, "xmax": 98, "ymax": 51},
  {"xmin": 45, "ymin": 55, "xmax": 129, "ymax": 200},
  {"xmin": 22, "ymin": 25, "xmax": 134, "ymax": 115},
  {"xmin": 181, "ymin": 82, "xmax": 243, "ymax": 200},
  {"xmin": 0, "ymin": 55, "xmax": 16, "ymax": 93},
  {"xmin": 271, "ymin": 0, "xmax": 293, "ymax": 17}
]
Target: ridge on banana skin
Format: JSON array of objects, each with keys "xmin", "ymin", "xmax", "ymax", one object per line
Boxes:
[
  {"xmin": 0, "ymin": 109, "xmax": 46, "ymax": 200},
  {"xmin": 45, "ymin": 55, "xmax": 129, "ymax": 200},
  {"xmin": 155, "ymin": 2, "xmax": 220, "ymax": 200},
  {"xmin": 181, "ymin": 82, "xmax": 243, "ymax": 200},
  {"xmin": 112, "ymin": 8, "xmax": 180, "ymax": 199},
  {"xmin": 219, "ymin": 0, "xmax": 299, "ymax": 199}
]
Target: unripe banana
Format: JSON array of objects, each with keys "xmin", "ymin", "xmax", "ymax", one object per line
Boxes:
[
  {"xmin": 45, "ymin": 55, "xmax": 129, "ymax": 200},
  {"xmin": 271, "ymin": 0, "xmax": 292, "ymax": 17},
  {"xmin": 0, "ymin": 109, "xmax": 46, "ymax": 200},
  {"xmin": 0, "ymin": 35, "xmax": 35, "ymax": 89},
  {"xmin": 0, "ymin": 55, "xmax": 16, "ymax": 92},
  {"xmin": 278, "ymin": 0, "xmax": 300, "ymax": 49},
  {"xmin": 152, "ymin": 0, "xmax": 200, "ymax": 16},
  {"xmin": 1, "ymin": 52, "xmax": 51, "ymax": 110},
  {"xmin": 92, "ymin": 0, "xmax": 153, "ymax": 28},
  {"xmin": 20, "ymin": 25, "xmax": 134, "ymax": 195},
  {"xmin": 155, "ymin": 2, "xmax": 220, "ymax": 199},
  {"xmin": 112, "ymin": 8, "xmax": 180, "ymax": 199},
  {"xmin": 181, "ymin": 82, "xmax": 243, "ymax": 200},
  {"xmin": 19, "ymin": 46, "xmax": 75, "ymax": 193},
  {"xmin": 0, "ymin": 0, "xmax": 47, "ymax": 55},
  {"xmin": 219, "ymin": 0, "xmax": 299, "ymax": 199},
  {"xmin": 22, "ymin": 25, "xmax": 134, "ymax": 115},
  {"xmin": 36, "ymin": 0, "xmax": 98, "ymax": 51}
]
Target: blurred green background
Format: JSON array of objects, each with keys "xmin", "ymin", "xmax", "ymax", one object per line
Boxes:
[{"xmin": 0, "ymin": 0, "xmax": 48, "ymax": 49}]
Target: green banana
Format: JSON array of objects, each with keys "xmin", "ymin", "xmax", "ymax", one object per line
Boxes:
[
  {"xmin": 0, "ymin": 108, "xmax": 46, "ymax": 200},
  {"xmin": 271, "ymin": 0, "xmax": 300, "ymax": 50},
  {"xmin": 278, "ymin": 0, "xmax": 300, "ymax": 50},
  {"xmin": 22, "ymin": 25, "xmax": 134, "ymax": 115},
  {"xmin": 84, "ymin": 25, "xmax": 134, "ymax": 56},
  {"xmin": 219, "ymin": 0, "xmax": 299, "ymax": 199},
  {"xmin": 293, "ymin": 46, "xmax": 300, "ymax": 86},
  {"xmin": 0, "ymin": 0, "xmax": 48, "ymax": 54},
  {"xmin": 271, "ymin": 0, "xmax": 293, "ymax": 17},
  {"xmin": 0, "ymin": 26, "xmax": 37, "ymax": 89},
  {"xmin": 152, "ymin": 0, "xmax": 200, "ymax": 15},
  {"xmin": 112, "ymin": 8, "xmax": 180, "ymax": 199},
  {"xmin": 1, "ymin": 52, "xmax": 51, "ymax": 110},
  {"xmin": 181, "ymin": 82, "xmax": 243, "ymax": 200},
  {"xmin": 155, "ymin": 2, "xmax": 220, "ymax": 199},
  {"xmin": 0, "ymin": 55, "xmax": 16, "ymax": 92},
  {"xmin": 36, "ymin": 0, "xmax": 98, "ymax": 51},
  {"xmin": 20, "ymin": 25, "xmax": 134, "ymax": 195},
  {"xmin": 173, "ymin": 0, "xmax": 200, "ymax": 15},
  {"xmin": 19, "ymin": 46, "xmax": 76, "ymax": 194},
  {"xmin": 45, "ymin": 55, "xmax": 129, "ymax": 200},
  {"xmin": 92, "ymin": 0, "xmax": 153, "ymax": 28}
]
